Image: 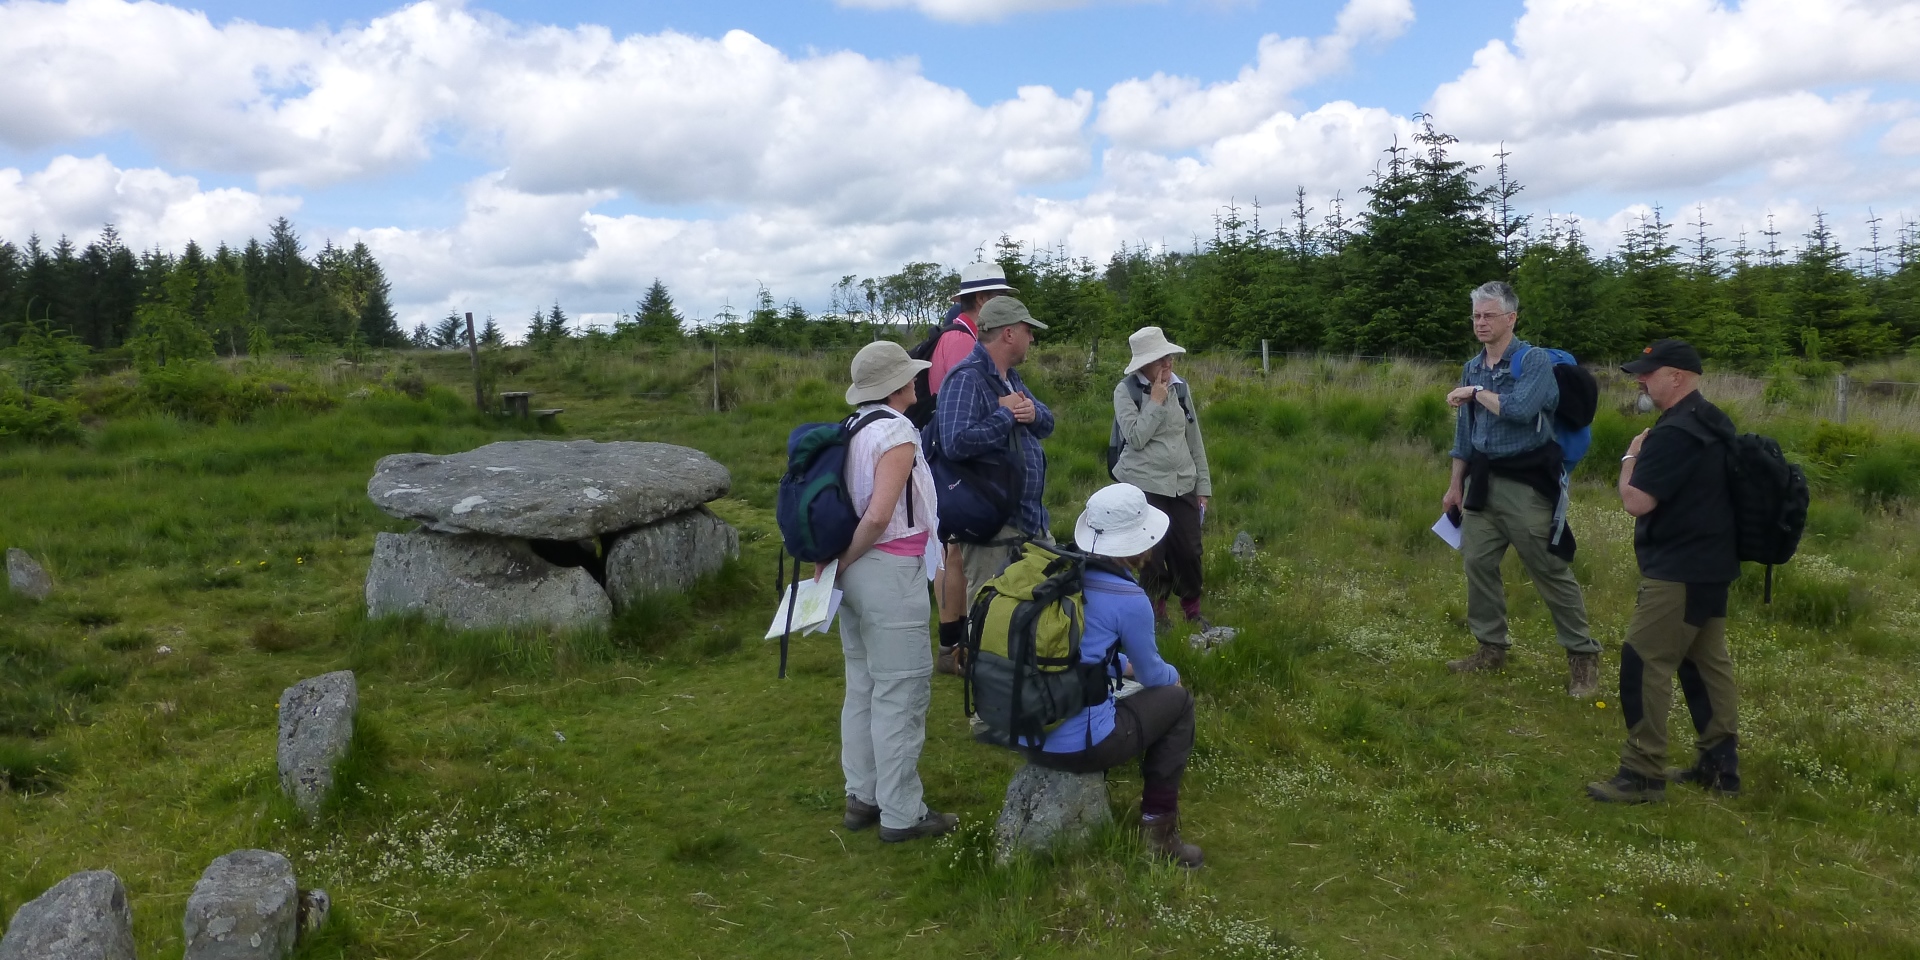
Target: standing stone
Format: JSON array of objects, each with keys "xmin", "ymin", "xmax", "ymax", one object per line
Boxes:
[
  {"xmin": 182, "ymin": 851, "xmax": 297, "ymax": 960},
  {"xmin": 365, "ymin": 531, "xmax": 612, "ymax": 631},
  {"xmin": 0, "ymin": 870, "xmax": 135, "ymax": 960},
  {"xmin": 367, "ymin": 440, "xmax": 731, "ymax": 541},
  {"xmin": 277, "ymin": 671, "xmax": 357, "ymax": 819},
  {"xmin": 297, "ymin": 890, "xmax": 330, "ymax": 939},
  {"xmin": 6, "ymin": 547, "xmax": 52, "ymax": 601},
  {"xmin": 1229, "ymin": 531, "xmax": 1258, "ymax": 563},
  {"xmin": 993, "ymin": 765, "xmax": 1111, "ymax": 863},
  {"xmin": 604, "ymin": 507, "xmax": 739, "ymax": 606}
]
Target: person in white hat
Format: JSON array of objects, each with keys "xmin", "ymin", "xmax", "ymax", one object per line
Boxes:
[
  {"xmin": 1111, "ymin": 326, "xmax": 1214, "ymax": 629},
  {"xmin": 831, "ymin": 340, "xmax": 957, "ymax": 843},
  {"xmin": 927, "ymin": 261, "xmax": 1019, "ymax": 676},
  {"xmin": 1023, "ymin": 483, "xmax": 1202, "ymax": 867}
]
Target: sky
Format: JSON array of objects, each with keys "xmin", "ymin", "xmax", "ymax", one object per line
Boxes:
[{"xmin": 1, "ymin": 0, "xmax": 1917, "ymax": 337}]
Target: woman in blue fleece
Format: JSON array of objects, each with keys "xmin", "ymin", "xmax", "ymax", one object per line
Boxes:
[{"xmin": 1029, "ymin": 482, "xmax": 1202, "ymax": 868}]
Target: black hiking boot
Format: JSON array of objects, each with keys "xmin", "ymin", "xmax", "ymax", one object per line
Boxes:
[
  {"xmin": 1567, "ymin": 651, "xmax": 1600, "ymax": 699},
  {"xmin": 1141, "ymin": 814, "xmax": 1204, "ymax": 869},
  {"xmin": 844, "ymin": 796, "xmax": 880, "ymax": 831},
  {"xmin": 879, "ymin": 809, "xmax": 959, "ymax": 843},
  {"xmin": 1665, "ymin": 740, "xmax": 1741, "ymax": 797},
  {"xmin": 1587, "ymin": 768, "xmax": 1667, "ymax": 804}
]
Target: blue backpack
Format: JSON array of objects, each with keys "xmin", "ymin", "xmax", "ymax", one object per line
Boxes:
[
  {"xmin": 1514, "ymin": 346, "xmax": 1598, "ymax": 474},
  {"xmin": 776, "ymin": 410, "xmax": 897, "ymax": 563}
]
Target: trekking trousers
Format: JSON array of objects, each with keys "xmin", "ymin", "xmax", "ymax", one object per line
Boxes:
[
  {"xmin": 1618, "ymin": 578, "xmax": 1739, "ymax": 779},
  {"xmin": 1028, "ymin": 685, "xmax": 1195, "ymax": 815},
  {"xmin": 1462, "ymin": 475, "xmax": 1597, "ymax": 654},
  {"xmin": 838, "ymin": 550, "xmax": 934, "ymax": 830},
  {"xmin": 1142, "ymin": 491, "xmax": 1204, "ymax": 608}
]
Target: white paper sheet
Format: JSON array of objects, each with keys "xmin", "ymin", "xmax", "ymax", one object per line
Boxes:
[
  {"xmin": 765, "ymin": 560, "xmax": 838, "ymax": 639},
  {"xmin": 1431, "ymin": 512, "xmax": 1463, "ymax": 551}
]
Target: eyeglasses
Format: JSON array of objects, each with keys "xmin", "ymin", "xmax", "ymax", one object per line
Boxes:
[{"xmin": 1471, "ymin": 311, "xmax": 1512, "ymax": 321}]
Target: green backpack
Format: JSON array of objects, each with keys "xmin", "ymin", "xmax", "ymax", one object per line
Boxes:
[{"xmin": 962, "ymin": 543, "xmax": 1120, "ymax": 748}]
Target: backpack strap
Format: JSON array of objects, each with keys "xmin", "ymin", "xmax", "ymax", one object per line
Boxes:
[{"xmin": 849, "ymin": 407, "xmax": 919, "ymax": 528}]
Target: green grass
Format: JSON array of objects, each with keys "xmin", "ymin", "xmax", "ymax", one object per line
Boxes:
[{"xmin": 3, "ymin": 343, "xmax": 1920, "ymax": 958}]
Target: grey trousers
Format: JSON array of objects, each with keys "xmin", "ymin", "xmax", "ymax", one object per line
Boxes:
[
  {"xmin": 1462, "ymin": 475, "xmax": 1598, "ymax": 654},
  {"xmin": 839, "ymin": 550, "xmax": 934, "ymax": 830}
]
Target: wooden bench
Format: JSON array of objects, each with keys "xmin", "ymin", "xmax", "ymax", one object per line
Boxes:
[
  {"xmin": 533, "ymin": 408, "xmax": 564, "ymax": 426},
  {"xmin": 500, "ymin": 391, "xmax": 532, "ymax": 418}
]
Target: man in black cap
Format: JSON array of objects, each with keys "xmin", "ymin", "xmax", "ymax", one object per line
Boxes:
[{"xmin": 1588, "ymin": 339, "xmax": 1743, "ymax": 804}]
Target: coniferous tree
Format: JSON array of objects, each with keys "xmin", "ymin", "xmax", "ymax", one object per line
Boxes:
[
  {"xmin": 409, "ymin": 323, "xmax": 433, "ymax": 349},
  {"xmin": 1791, "ymin": 212, "xmax": 1892, "ymax": 361},
  {"xmin": 634, "ymin": 279, "xmax": 684, "ymax": 342},
  {"xmin": 479, "ymin": 315, "xmax": 504, "ymax": 347},
  {"xmin": 432, "ymin": 311, "xmax": 465, "ymax": 348}
]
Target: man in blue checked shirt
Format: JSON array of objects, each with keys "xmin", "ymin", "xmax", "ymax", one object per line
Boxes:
[
  {"xmin": 1440, "ymin": 281, "xmax": 1600, "ymax": 698},
  {"xmin": 933, "ymin": 296, "xmax": 1056, "ymax": 633}
]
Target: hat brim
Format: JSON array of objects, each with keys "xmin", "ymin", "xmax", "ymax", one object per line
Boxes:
[
  {"xmin": 846, "ymin": 359, "xmax": 931, "ymax": 405},
  {"xmin": 950, "ymin": 282, "xmax": 1019, "ymax": 301},
  {"xmin": 1620, "ymin": 356, "xmax": 1663, "ymax": 375},
  {"xmin": 1123, "ymin": 344, "xmax": 1186, "ymax": 376},
  {"xmin": 979, "ymin": 317, "xmax": 1050, "ymax": 333},
  {"xmin": 1074, "ymin": 503, "xmax": 1170, "ymax": 559}
]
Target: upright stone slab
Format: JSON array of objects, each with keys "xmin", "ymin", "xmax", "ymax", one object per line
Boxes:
[
  {"xmin": 993, "ymin": 765, "xmax": 1111, "ymax": 863},
  {"xmin": 365, "ymin": 531, "xmax": 612, "ymax": 631},
  {"xmin": 367, "ymin": 440, "xmax": 731, "ymax": 540},
  {"xmin": 6, "ymin": 547, "xmax": 52, "ymax": 601},
  {"xmin": 1230, "ymin": 531, "xmax": 1257, "ymax": 563},
  {"xmin": 604, "ymin": 506, "xmax": 738, "ymax": 605},
  {"xmin": 182, "ymin": 851, "xmax": 297, "ymax": 960},
  {"xmin": 278, "ymin": 671, "xmax": 357, "ymax": 819},
  {"xmin": 0, "ymin": 870, "xmax": 135, "ymax": 960}
]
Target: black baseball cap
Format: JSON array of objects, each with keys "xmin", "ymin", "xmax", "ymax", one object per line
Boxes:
[{"xmin": 1621, "ymin": 339, "xmax": 1704, "ymax": 375}]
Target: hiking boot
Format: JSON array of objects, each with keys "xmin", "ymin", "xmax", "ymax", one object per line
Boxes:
[
  {"xmin": 844, "ymin": 796, "xmax": 880, "ymax": 831},
  {"xmin": 1586, "ymin": 768, "xmax": 1667, "ymax": 804},
  {"xmin": 936, "ymin": 645, "xmax": 963, "ymax": 677},
  {"xmin": 879, "ymin": 809, "xmax": 959, "ymax": 843},
  {"xmin": 1186, "ymin": 613, "xmax": 1214, "ymax": 633},
  {"xmin": 1447, "ymin": 642, "xmax": 1508, "ymax": 674},
  {"xmin": 1141, "ymin": 814, "xmax": 1204, "ymax": 868},
  {"xmin": 1566, "ymin": 651, "xmax": 1600, "ymax": 699},
  {"xmin": 1665, "ymin": 743, "xmax": 1742, "ymax": 796}
]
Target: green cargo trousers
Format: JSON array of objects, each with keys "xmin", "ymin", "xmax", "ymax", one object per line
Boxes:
[
  {"xmin": 1618, "ymin": 579, "xmax": 1739, "ymax": 779},
  {"xmin": 1462, "ymin": 475, "xmax": 1598, "ymax": 654}
]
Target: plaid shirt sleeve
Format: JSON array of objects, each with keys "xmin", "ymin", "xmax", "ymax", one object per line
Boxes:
[{"xmin": 936, "ymin": 354, "xmax": 1015, "ymax": 461}]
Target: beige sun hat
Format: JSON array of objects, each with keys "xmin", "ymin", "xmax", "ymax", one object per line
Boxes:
[
  {"xmin": 1123, "ymin": 326, "xmax": 1186, "ymax": 376},
  {"xmin": 846, "ymin": 340, "xmax": 931, "ymax": 405},
  {"xmin": 950, "ymin": 262, "xmax": 1019, "ymax": 301},
  {"xmin": 1074, "ymin": 483, "xmax": 1170, "ymax": 559}
]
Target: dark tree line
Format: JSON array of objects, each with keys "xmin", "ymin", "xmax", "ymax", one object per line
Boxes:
[{"xmin": 0, "ymin": 217, "xmax": 403, "ymax": 358}]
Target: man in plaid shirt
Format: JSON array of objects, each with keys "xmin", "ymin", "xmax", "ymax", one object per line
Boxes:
[{"xmin": 934, "ymin": 297, "xmax": 1055, "ymax": 623}]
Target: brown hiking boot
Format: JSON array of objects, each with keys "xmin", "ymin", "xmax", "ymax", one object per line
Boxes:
[
  {"xmin": 879, "ymin": 809, "xmax": 959, "ymax": 843},
  {"xmin": 844, "ymin": 796, "xmax": 880, "ymax": 831},
  {"xmin": 935, "ymin": 645, "xmax": 963, "ymax": 676},
  {"xmin": 1586, "ymin": 769, "xmax": 1666, "ymax": 804},
  {"xmin": 1447, "ymin": 642, "xmax": 1507, "ymax": 674},
  {"xmin": 1141, "ymin": 815, "xmax": 1204, "ymax": 868},
  {"xmin": 1567, "ymin": 651, "xmax": 1600, "ymax": 699}
]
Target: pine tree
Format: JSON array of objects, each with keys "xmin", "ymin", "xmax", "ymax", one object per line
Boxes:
[
  {"xmin": 479, "ymin": 315, "xmax": 503, "ymax": 347},
  {"xmin": 546, "ymin": 302, "xmax": 570, "ymax": 340},
  {"xmin": 634, "ymin": 279, "xmax": 684, "ymax": 342},
  {"xmin": 432, "ymin": 311, "xmax": 465, "ymax": 348},
  {"xmin": 1791, "ymin": 211, "xmax": 1893, "ymax": 361},
  {"xmin": 409, "ymin": 323, "xmax": 433, "ymax": 349}
]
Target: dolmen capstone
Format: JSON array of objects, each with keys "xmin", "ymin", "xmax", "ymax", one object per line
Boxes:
[
  {"xmin": 365, "ymin": 440, "xmax": 737, "ymax": 630},
  {"xmin": 278, "ymin": 671, "xmax": 357, "ymax": 819},
  {"xmin": 0, "ymin": 870, "xmax": 136, "ymax": 960},
  {"xmin": 6, "ymin": 547, "xmax": 52, "ymax": 601},
  {"xmin": 182, "ymin": 851, "xmax": 298, "ymax": 960},
  {"xmin": 993, "ymin": 765, "xmax": 1111, "ymax": 864}
]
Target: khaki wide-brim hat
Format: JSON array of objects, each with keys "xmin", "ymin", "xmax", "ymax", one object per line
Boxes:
[
  {"xmin": 1075, "ymin": 482, "xmax": 1170, "ymax": 559},
  {"xmin": 951, "ymin": 261, "xmax": 1019, "ymax": 301},
  {"xmin": 1123, "ymin": 326, "xmax": 1186, "ymax": 375},
  {"xmin": 846, "ymin": 340, "xmax": 931, "ymax": 405}
]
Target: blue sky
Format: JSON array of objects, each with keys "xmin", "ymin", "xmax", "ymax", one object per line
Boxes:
[{"xmin": 0, "ymin": 0, "xmax": 1914, "ymax": 333}]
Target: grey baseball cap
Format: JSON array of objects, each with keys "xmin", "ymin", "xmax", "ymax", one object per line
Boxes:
[{"xmin": 976, "ymin": 297, "xmax": 1048, "ymax": 332}]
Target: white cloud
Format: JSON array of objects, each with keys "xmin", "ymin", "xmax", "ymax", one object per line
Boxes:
[
  {"xmin": 0, "ymin": 154, "xmax": 297, "ymax": 252},
  {"xmin": 830, "ymin": 0, "xmax": 1146, "ymax": 24}
]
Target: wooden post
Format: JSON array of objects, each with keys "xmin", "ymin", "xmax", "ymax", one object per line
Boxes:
[
  {"xmin": 465, "ymin": 312, "xmax": 485, "ymax": 414},
  {"xmin": 1261, "ymin": 340, "xmax": 1270, "ymax": 377},
  {"xmin": 712, "ymin": 341, "xmax": 721, "ymax": 412},
  {"xmin": 1837, "ymin": 373, "xmax": 1849, "ymax": 423}
]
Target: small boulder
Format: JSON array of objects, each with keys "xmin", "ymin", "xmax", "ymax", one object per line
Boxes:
[
  {"xmin": 1229, "ymin": 531, "xmax": 1257, "ymax": 563},
  {"xmin": 367, "ymin": 440, "xmax": 731, "ymax": 540},
  {"xmin": 297, "ymin": 890, "xmax": 330, "ymax": 939},
  {"xmin": 0, "ymin": 870, "xmax": 135, "ymax": 960},
  {"xmin": 278, "ymin": 671, "xmax": 357, "ymax": 819},
  {"xmin": 365, "ymin": 531, "xmax": 612, "ymax": 631},
  {"xmin": 6, "ymin": 547, "xmax": 52, "ymax": 601},
  {"xmin": 604, "ymin": 507, "xmax": 738, "ymax": 606},
  {"xmin": 993, "ymin": 765, "xmax": 1110, "ymax": 863},
  {"xmin": 182, "ymin": 851, "xmax": 297, "ymax": 960},
  {"xmin": 1187, "ymin": 624, "xmax": 1239, "ymax": 652}
]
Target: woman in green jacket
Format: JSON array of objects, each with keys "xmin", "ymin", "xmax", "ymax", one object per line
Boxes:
[{"xmin": 1111, "ymin": 326, "xmax": 1213, "ymax": 629}]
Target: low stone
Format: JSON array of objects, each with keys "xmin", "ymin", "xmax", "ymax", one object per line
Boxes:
[
  {"xmin": 297, "ymin": 890, "xmax": 330, "ymax": 939},
  {"xmin": 277, "ymin": 671, "xmax": 357, "ymax": 819},
  {"xmin": 993, "ymin": 765, "xmax": 1110, "ymax": 863},
  {"xmin": 0, "ymin": 870, "xmax": 135, "ymax": 960},
  {"xmin": 182, "ymin": 850, "xmax": 297, "ymax": 960},
  {"xmin": 1187, "ymin": 625, "xmax": 1239, "ymax": 653},
  {"xmin": 367, "ymin": 440, "xmax": 731, "ymax": 541},
  {"xmin": 604, "ymin": 507, "xmax": 738, "ymax": 607},
  {"xmin": 365, "ymin": 531, "xmax": 612, "ymax": 632},
  {"xmin": 6, "ymin": 547, "xmax": 52, "ymax": 601},
  {"xmin": 1229, "ymin": 531, "xmax": 1257, "ymax": 563}
]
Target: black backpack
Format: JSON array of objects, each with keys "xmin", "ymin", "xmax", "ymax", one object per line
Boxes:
[
  {"xmin": 1105, "ymin": 376, "xmax": 1193, "ymax": 479},
  {"xmin": 904, "ymin": 321, "xmax": 967, "ymax": 428},
  {"xmin": 1725, "ymin": 433, "xmax": 1809, "ymax": 602}
]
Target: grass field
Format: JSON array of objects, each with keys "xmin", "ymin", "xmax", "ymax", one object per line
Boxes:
[{"xmin": 4, "ymin": 342, "xmax": 1920, "ymax": 959}]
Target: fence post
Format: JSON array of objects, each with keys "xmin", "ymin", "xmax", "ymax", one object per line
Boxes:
[
  {"xmin": 1261, "ymin": 340, "xmax": 1270, "ymax": 377},
  {"xmin": 713, "ymin": 341, "xmax": 721, "ymax": 413},
  {"xmin": 464, "ymin": 312, "xmax": 485, "ymax": 414},
  {"xmin": 1836, "ymin": 373, "xmax": 1849, "ymax": 423}
]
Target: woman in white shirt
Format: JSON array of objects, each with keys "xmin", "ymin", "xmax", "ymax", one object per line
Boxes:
[{"xmin": 830, "ymin": 340, "xmax": 955, "ymax": 843}]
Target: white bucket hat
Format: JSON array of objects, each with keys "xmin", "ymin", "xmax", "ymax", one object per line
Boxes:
[
  {"xmin": 846, "ymin": 340, "xmax": 931, "ymax": 405},
  {"xmin": 1074, "ymin": 483, "xmax": 1170, "ymax": 559},
  {"xmin": 1123, "ymin": 326, "xmax": 1186, "ymax": 376},
  {"xmin": 951, "ymin": 262, "xmax": 1019, "ymax": 301}
]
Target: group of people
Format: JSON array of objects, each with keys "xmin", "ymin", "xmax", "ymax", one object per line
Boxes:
[{"xmin": 821, "ymin": 269, "xmax": 1746, "ymax": 873}]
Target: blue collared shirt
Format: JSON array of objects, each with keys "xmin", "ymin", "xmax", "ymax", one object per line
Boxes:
[
  {"xmin": 932, "ymin": 342, "xmax": 1055, "ymax": 535},
  {"xmin": 1449, "ymin": 339, "xmax": 1560, "ymax": 461}
]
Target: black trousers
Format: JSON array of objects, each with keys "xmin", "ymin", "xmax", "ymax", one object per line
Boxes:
[
  {"xmin": 1142, "ymin": 491, "xmax": 1203, "ymax": 604},
  {"xmin": 1027, "ymin": 685, "xmax": 1195, "ymax": 794}
]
